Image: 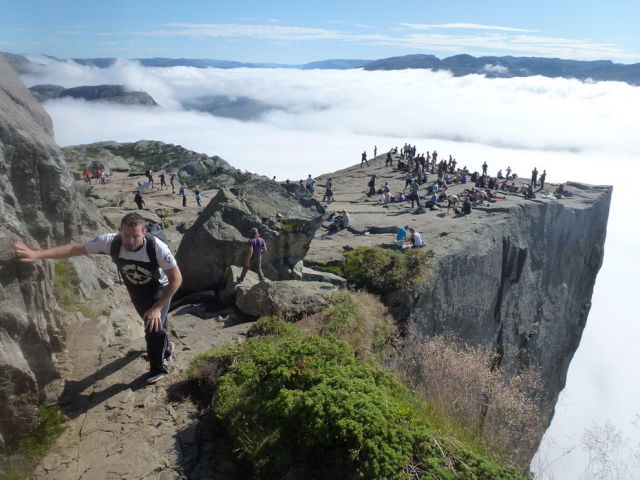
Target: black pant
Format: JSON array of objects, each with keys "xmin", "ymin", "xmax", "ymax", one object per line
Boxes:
[
  {"xmin": 182, "ymin": 196, "xmax": 187, "ymax": 207},
  {"xmin": 411, "ymin": 193, "xmax": 421, "ymax": 208},
  {"xmin": 130, "ymin": 290, "xmax": 170, "ymax": 375}
]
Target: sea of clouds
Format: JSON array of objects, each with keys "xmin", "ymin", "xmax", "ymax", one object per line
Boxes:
[{"xmin": 22, "ymin": 58, "xmax": 640, "ymax": 478}]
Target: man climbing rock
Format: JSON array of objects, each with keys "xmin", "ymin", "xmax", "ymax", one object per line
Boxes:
[{"xmin": 14, "ymin": 212, "xmax": 182, "ymax": 385}]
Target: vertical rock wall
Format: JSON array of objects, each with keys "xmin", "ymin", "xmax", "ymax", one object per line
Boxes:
[
  {"xmin": 0, "ymin": 55, "xmax": 82, "ymax": 448},
  {"xmin": 398, "ymin": 184, "xmax": 612, "ymax": 459}
]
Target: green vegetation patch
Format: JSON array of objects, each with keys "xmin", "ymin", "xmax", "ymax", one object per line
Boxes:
[
  {"xmin": 333, "ymin": 246, "xmax": 432, "ymax": 295},
  {"xmin": 190, "ymin": 322, "xmax": 523, "ymax": 480},
  {"xmin": 0, "ymin": 405, "xmax": 66, "ymax": 480},
  {"xmin": 52, "ymin": 260, "xmax": 97, "ymax": 318},
  {"xmin": 319, "ymin": 292, "xmax": 394, "ymax": 360}
]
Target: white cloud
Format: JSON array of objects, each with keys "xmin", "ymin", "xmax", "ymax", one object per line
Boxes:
[
  {"xmin": 27, "ymin": 63, "xmax": 640, "ymax": 479},
  {"xmin": 142, "ymin": 23, "xmax": 345, "ymax": 41},
  {"xmin": 398, "ymin": 22, "xmax": 537, "ymax": 32},
  {"xmin": 482, "ymin": 64, "xmax": 509, "ymax": 74}
]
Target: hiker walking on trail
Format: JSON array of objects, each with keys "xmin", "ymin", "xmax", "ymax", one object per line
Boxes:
[
  {"xmin": 170, "ymin": 173, "xmax": 177, "ymax": 193},
  {"xmin": 145, "ymin": 168, "xmax": 154, "ymax": 189},
  {"xmin": 237, "ymin": 227, "xmax": 268, "ymax": 283},
  {"xmin": 159, "ymin": 173, "xmax": 167, "ymax": 191},
  {"xmin": 361, "ymin": 151, "xmax": 369, "ymax": 167},
  {"xmin": 322, "ymin": 177, "xmax": 334, "ymax": 203},
  {"xmin": 14, "ymin": 212, "xmax": 182, "ymax": 385},
  {"xmin": 194, "ymin": 185, "xmax": 202, "ymax": 207}
]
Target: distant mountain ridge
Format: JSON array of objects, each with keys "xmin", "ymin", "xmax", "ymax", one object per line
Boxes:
[
  {"xmin": 364, "ymin": 53, "xmax": 640, "ymax": 84},
  {"xmin": 3, "ymin": 51, "xmax": 640, "ymax": 85}
]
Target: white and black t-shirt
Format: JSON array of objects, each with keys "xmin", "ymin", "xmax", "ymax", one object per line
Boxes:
[{"xmin": 85, "ymin": 233, "xmax": 177, "ymax": 287}]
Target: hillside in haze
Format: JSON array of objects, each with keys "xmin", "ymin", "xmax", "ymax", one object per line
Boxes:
[{"xmin": 5, "ymin": 51, "xmax": 640, "ymax": 85}]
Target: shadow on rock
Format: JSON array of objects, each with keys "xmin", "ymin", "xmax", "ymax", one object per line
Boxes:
[{"xmin": 58, "ymin": 350, "xmax": 145, "ymax": 419}]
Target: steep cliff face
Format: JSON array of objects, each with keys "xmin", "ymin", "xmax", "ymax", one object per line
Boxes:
[
  {"xmin": 398, "ymin": 183, "xmax": 611, "ymax": 452},
  {"xmin": 0, "ymin": 56, "xmax": 100, "ymax": 449}
]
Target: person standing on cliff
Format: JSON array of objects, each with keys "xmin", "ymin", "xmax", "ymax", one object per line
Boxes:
[
  {"xmin": 367, "ymin": 175, "xmax": 376, "ymax": 197},
  {"xmin": 539, "ymin": 170, "xmax": 547, "ymax": 190},
  {"xmin": 13, "ymin": 212, "xmax": 182, "ymax": 384},
  {"xmin": 409, "ymin": 179, "xmax": 421, "ymax": 209},
  {"xmin": 179, "ymin": 183, "xmax": 188, "ymax": 207},
  {"xmin": 322, "ymin": 177, "xmax": 334, "ymax": 203},
  {"xmin": 237, "ymin": 227, "xmax": 268, "ymax": 283},
  {"xmin": 159, "ymin": 173, "xmax": 167, "ymax": 191},
  {"xmin": 145, "ymin": 168, "xmax": 154, "ymax": 189},
  {"xmin": 531, "ymin": 167, "xmax": 538, "ymax": 188},
  {"xmin": 361, "ymin": 151, "xmax": 369, "ymax": 167}
]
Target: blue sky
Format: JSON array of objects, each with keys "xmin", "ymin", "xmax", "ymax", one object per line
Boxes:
[{"xmin": 2, "ymin": 0, "xmax": 639, "ymax": 63}]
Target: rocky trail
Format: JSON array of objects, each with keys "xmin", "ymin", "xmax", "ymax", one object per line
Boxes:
[{"xmin": 34, "ymin": 303, "xmax": 254, "ymax": 480}]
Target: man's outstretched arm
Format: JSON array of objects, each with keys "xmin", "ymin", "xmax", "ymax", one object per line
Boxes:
[{"xmin": 13, "ymin": 241, "xmax": 88, "ymax": 263}]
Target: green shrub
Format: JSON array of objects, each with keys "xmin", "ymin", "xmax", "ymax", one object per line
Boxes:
[
  {"xmin": 339, "ymin": 247, "xmax": 431, "ymax": 295},
  {"xmin": 193, "ymin": 328, "xmax": 523, "ymax": 480}
]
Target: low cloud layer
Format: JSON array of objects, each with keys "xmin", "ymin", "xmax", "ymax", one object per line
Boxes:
[{"xmin": 23, "ymin": 60, "xmax": 640, "ymax": 478}]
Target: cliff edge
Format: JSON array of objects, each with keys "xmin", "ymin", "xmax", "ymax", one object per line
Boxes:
[{"xmin": 305, "ymin": 160, "xmax": 611, "ymax": 461}]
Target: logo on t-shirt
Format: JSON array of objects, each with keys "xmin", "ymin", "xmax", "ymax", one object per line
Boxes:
[{"xmin": 121, "ymin": 263, "xmax": 153, "ymax": 285}]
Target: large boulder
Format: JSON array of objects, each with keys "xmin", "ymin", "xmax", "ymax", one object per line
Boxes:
[
  {"xmin": 235, "ymin": 280, "xmax": 337, "ymax": 319},
  {"xmin": 175, "ymin": 180, "xmax": 324, "ymax": 291}
]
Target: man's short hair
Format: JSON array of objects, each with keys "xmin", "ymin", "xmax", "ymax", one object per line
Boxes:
[{"xmin": 121, "ymin": 212, "xmax": 146, "ymax": 229}]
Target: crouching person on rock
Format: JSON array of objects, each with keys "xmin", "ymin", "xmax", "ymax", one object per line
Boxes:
[
  {"xmin": 13, "ymin": 212, "xmax": 182, "ymax": 385},
  {"xmin": 237, "ymin": 227, "xmax": 268, "ymax": 283}
]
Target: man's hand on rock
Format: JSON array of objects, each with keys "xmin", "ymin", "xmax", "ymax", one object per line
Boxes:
[{"xmin": 13, "ymin": 241, "xmax": 39, "ymax": 263}]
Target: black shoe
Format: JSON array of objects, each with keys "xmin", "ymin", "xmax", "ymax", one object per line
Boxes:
[{"xmin": 146, "ymin": 372, "xmax": 166, "ymax": 384}]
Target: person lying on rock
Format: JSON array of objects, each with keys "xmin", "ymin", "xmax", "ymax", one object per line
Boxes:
[
  {"xmin": 237, "ymin": 227, "xmax": 268, "ymax": 283},
  {"xmin": 13, "ymin": 212, "xmax": 182, "ymax": 385}
]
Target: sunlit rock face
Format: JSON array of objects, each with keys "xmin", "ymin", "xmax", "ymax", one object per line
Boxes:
[{"xmin": 396, "ymin": 183, "xmax": 611, "ymax": 463}]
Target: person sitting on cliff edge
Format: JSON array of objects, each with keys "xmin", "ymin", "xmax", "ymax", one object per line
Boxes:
[{"xmin": 13, "ymin": 212, "xmax": 182, "ymax": 385}]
